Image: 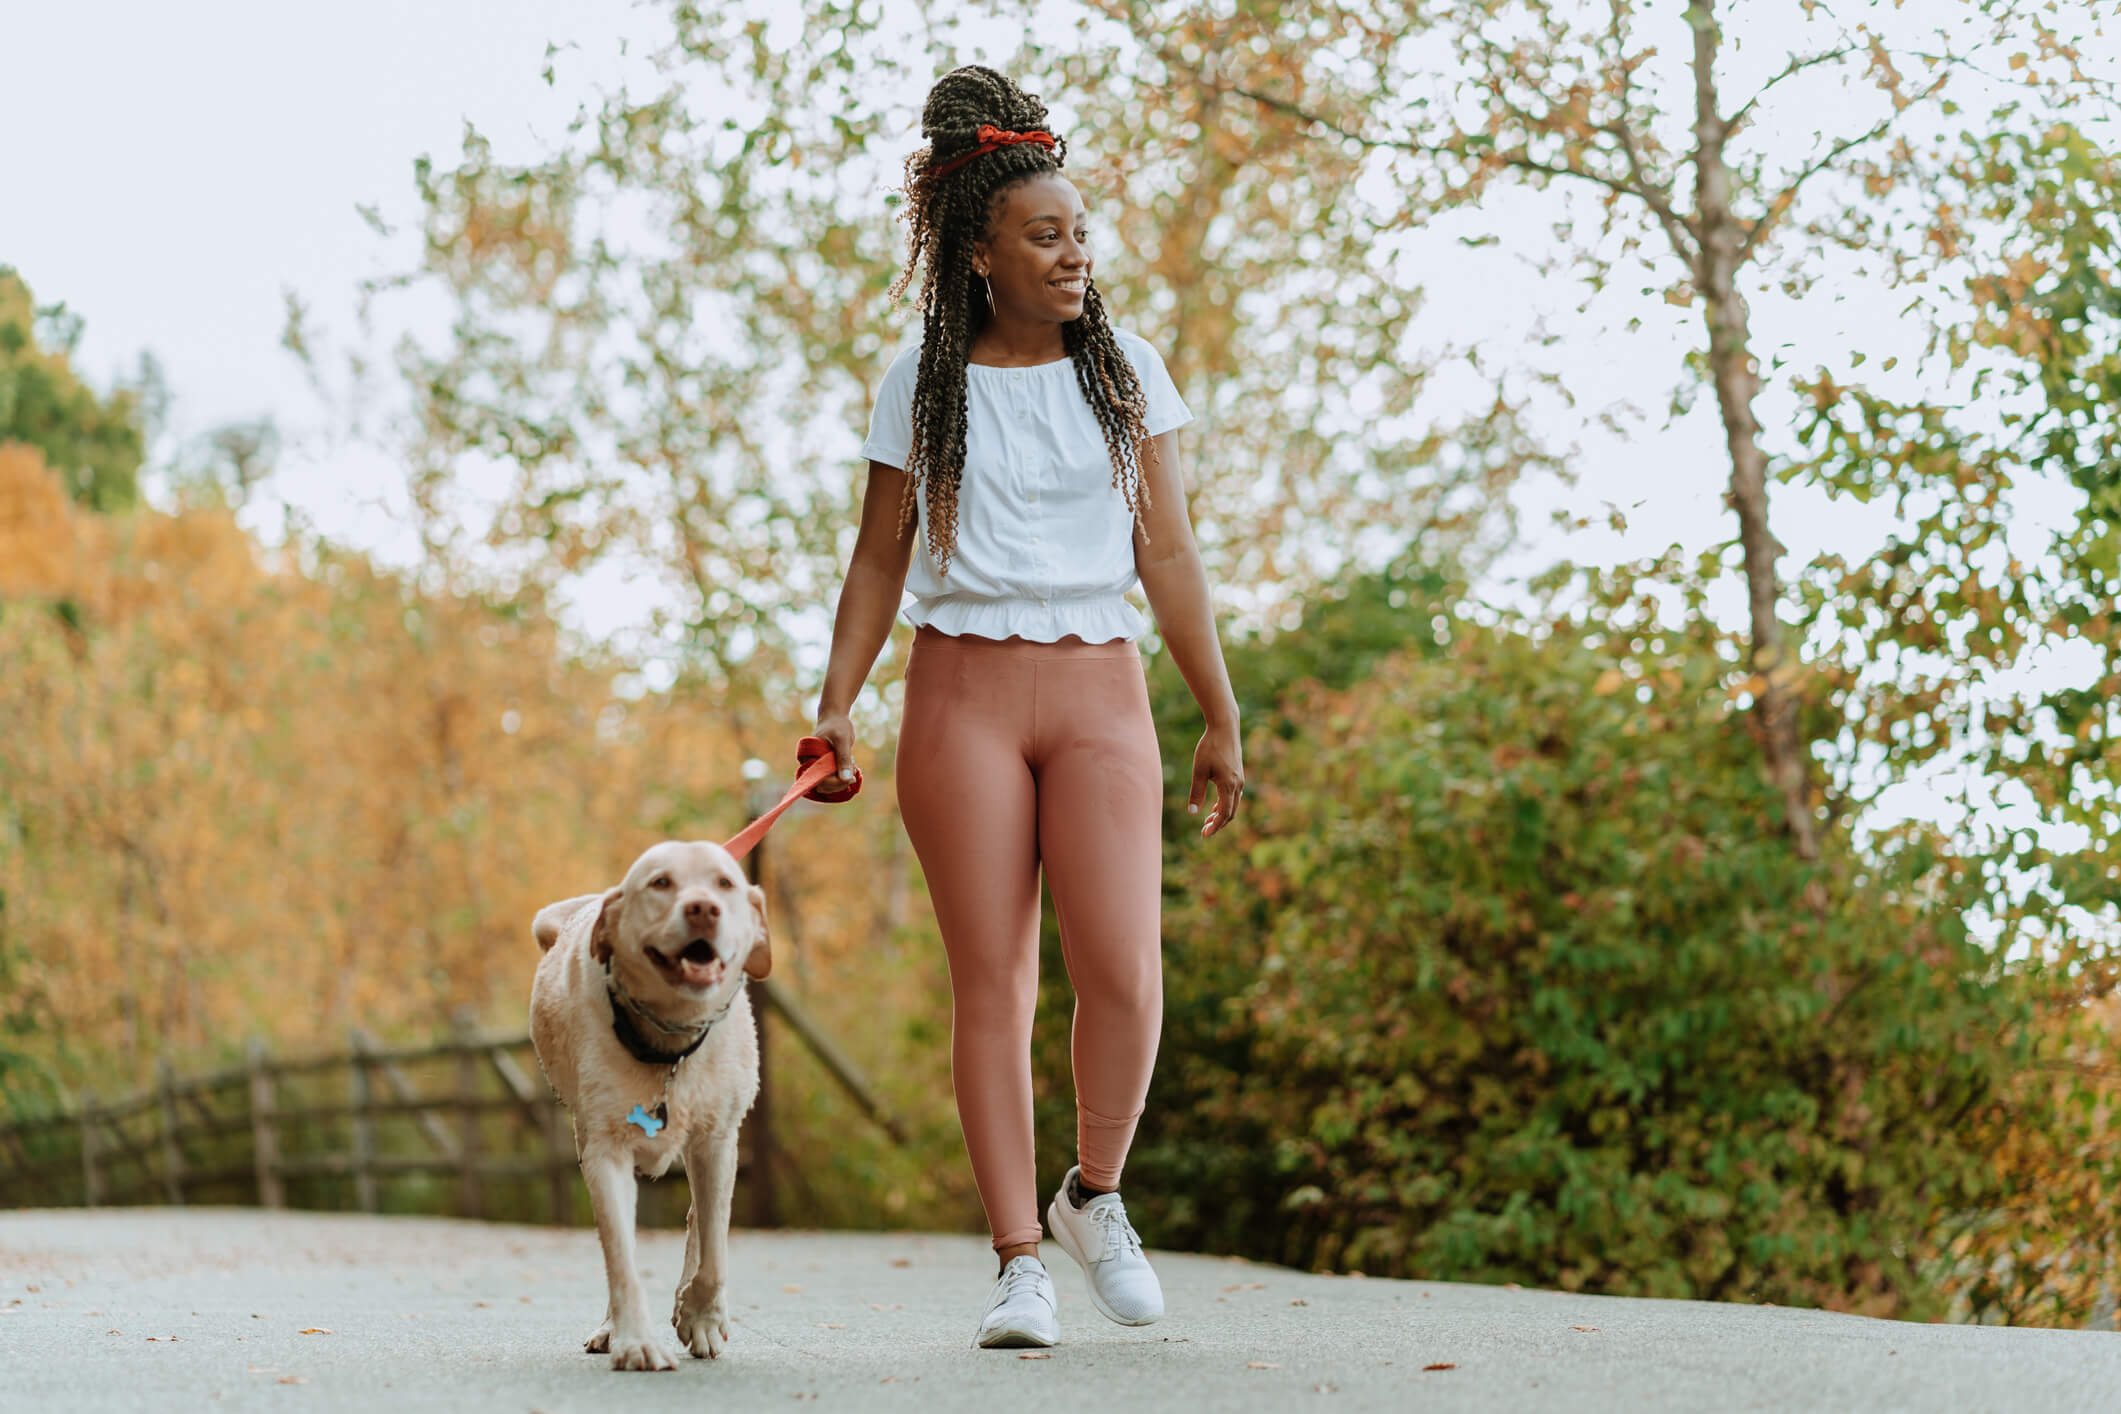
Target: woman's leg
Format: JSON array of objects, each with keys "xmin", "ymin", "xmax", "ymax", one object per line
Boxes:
[
  {"xmin": 1032, "ymin": 647, "xmax": 1166, "ymax": 1192},
  {"xmin": 895, "ymin": 632, "xmax": 1045, "ymax": 1253}
]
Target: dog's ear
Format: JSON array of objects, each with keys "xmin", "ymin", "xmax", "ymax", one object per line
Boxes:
[
  {"xmin": 531, "ymin": 893, "xmax": 594, "ymax": 952},
  {"xmin": 588, "ymin": 886, "xmax": 624, "ymax": 966},
  {"xmin": 743, "ymin": 882, "xmax": 772, "ymax": 980}
]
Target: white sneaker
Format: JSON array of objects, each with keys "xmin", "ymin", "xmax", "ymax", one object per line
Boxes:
[
  {"xmin": 974, "ymin": 1255, "xmax": 1060, "ymax": 1348},
  {"xmin": 1046, "ymin": 1165, "xmax": 1164, "ymax": 1326}
]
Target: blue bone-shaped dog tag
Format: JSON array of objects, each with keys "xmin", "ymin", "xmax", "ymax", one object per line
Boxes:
[{"xmin": 625, "ymin": 1104, "xmax": 665, "ymax": 1137}]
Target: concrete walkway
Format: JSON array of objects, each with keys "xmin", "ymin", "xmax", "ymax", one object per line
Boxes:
[{"xmin": 1, "ymin": 1209, "xmax": 2115, "ymax": 1412}]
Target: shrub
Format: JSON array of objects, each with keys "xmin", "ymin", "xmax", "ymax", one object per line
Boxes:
[{"xmin": 1112, "ymin": 598, "xmax": 2076, "ymax": 1318}]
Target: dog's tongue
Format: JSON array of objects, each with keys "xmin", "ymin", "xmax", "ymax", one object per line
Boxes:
[{"xmin": 677, "ymin": 941, "xmax": 724, "ymax": 990}]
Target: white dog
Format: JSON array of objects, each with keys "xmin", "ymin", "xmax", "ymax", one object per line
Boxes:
[{"xmin": 530, "ymin": 839, "xmax": 770, "ymax": 1370}]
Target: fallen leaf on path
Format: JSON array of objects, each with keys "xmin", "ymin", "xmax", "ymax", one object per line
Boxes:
[
  {"xmin": 246, "ymin": 1366, "xmax": 276, "ymax": 1374},
  {"xmin": 1503, "ymin": 1282, "xmax": 1522, "ymax": 1290},
  {"xmin": 1222, "ymin": 1282, "xmax": 1266, "ymax": 1293},
  {"xmin": 1571, "ymin": 1325, "xmax": 1598, "ymax": 1333},
  {"xmin": 869, "ymin": 1303, "xmax": 904, "ymax": 1311},
  {"xmin": 1423, "ymin": 1362, "xmax": 1457, "ymax": 1372},
  {"xmin": 814, "ymin": 1323, "xmax": 846, "ymax": 1329},
  {"xmin": 1289, "ymin": 1298, "xmax": 1309, "ymax": 1306},
  {"xmin": 1018, "ymin": 1352, "xmax": 1050, "ymax": 1360},
  {"xmin": 783, "ymin": 1284, "xmax": 805, "ymax": 1293},
  {"xmin": 1246, "ymin": 1361, "xmax": 1283, "ymax": 1369},
  {"xmin": 277, "ymin": 1376, "xmax": 308, "ymax": 1385},
  {"xmin": 299, "ymin": 1328, "xmax": 332, "ymax": 1335},
  {"xmin": 889, "ymin": 1258, "xmax": 911, "ymax": 1268},
  {"xmin": 106, "ymin": 1329, "xmax": 122, "ymax": 1335},
  {"xmin": 1314, "ymin": 1384, "xmax": 1338, "ymax": 1394}
]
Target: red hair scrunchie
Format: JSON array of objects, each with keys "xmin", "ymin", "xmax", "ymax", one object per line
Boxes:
[{"xmin": 928, "ymin": 123, "xmax": 1059, "ymax": 180}]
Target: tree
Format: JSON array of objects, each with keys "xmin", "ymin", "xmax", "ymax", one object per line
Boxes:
[
  {"xmin": 1078, "ymin": 0, "xmax": 2121, "ymax": 858},
  {"xmin": 0, "ymin": 267, "xmax": 148, "ymax": 512},
  {"xmin": 322, "ymin": 0, "xmax": 1551, "ymax": 733},
  {"xmin": 0, "ymin": 444, "xmax": 981, "ymax": 1239}
]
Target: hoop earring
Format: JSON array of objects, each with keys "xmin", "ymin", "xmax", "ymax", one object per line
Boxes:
[{"xmin": 982, "ymin": 274, "xmax": 995, "ymax": 316}]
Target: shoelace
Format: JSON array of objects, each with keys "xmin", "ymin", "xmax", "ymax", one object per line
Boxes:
[
  {"xmin": 999, "ymin": 1261, "xmax": 1049, "ymax": 1304},
  {"xmin": 1090, "ymin": 1200, "xmax": 1144, "ymax": 1261}
]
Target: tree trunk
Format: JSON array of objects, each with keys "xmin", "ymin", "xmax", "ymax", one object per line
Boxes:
[{"xmin": 1690, "ymin": 0, "xmax": 1820, "ymax": 860}]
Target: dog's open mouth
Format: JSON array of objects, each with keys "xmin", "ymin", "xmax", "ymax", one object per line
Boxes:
[{"xmin": 647, "ymin": 938, "xmax": 726, "ymax": 991}]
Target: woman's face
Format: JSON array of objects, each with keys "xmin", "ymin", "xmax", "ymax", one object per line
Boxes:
[{"xmin": 974, "ymin": 173, "xmax": 1091, "ymax": 325}]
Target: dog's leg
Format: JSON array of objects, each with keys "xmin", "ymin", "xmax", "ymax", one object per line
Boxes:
[
  {"xmin": 671, "ymin": 1192, "xmax": 703, "ymax": 1332},
  {"xmin": 581, "ymin": 1149, "xmax": 677, "ymax": 1371},
  {"xmin": 673, "ymin": 1125, "xmax": 739, "ymax": 1358},
  {"xmin": 584, "ymin": 1299, "xmax": 613, "ymax": 1356}
]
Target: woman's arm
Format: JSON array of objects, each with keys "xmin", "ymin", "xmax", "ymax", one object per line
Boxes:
[
  {"xmin": 814, "ymin": 462, "xmax": 918, "ymax": 785},
  {"xmin": 1133, "ymin": 428, "xmax": 1245, "ymax": 838}
]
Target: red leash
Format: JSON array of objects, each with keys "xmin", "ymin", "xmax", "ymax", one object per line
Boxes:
[{"xmin": 723, "ymin": 736, "xmax": 862, "ymax": 860}]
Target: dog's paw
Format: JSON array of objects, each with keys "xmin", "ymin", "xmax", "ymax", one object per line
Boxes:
[
  {"xmin": 675, "ymin": 1289, "xmax": 731, "ymax": 1359},
  {"xmin": 608, "ymin": 1323, "xmax": 679, "ymax": 1372},
  {"xmin": 583, "ymin": 1319, "xmax": 612, "ymax": 1354}
]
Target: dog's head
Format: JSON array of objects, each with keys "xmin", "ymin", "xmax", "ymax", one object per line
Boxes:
[{"xmin": 589, "ymin": 840, "xmax": 766, "ymax": 1004}]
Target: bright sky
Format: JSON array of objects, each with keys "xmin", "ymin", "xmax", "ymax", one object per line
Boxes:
[{"xmin": 4, "ymin": 1, "xmax": 2112, "ymax": 855}]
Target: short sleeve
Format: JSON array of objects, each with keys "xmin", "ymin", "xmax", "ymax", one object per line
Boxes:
[
  {"xmin": 1120, "ymin": 331, "xmax": 1192, "ymax": 437},
  {"xmin": 859, "ymin": 344, "xmax": 920, "ymax": 469}
]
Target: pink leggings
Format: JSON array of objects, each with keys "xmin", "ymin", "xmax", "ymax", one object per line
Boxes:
[{"xmin": 895, "ymin": 626, "xmax": 1164, "ymax": 1251}]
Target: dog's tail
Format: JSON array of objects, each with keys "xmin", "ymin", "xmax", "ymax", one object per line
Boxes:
[{"xmin": 532, "ymin": 894, "xmax": 601, "ymax": 952}]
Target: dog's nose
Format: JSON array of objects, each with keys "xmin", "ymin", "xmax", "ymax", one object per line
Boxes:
[{"xmin": 682, "ymin": 897, "xmax": 721, "ymax": 927}]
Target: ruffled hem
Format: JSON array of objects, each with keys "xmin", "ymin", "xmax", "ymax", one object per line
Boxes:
[{"xmin": 903, "ymin": 595, "xmax": 1144, "ymax": 643}]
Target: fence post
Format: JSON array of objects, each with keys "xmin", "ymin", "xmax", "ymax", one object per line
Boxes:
[
  {"xmin": 247, "ymin": 1037, "xmax": 284, "ymax": 1209},
  {"xmin": 454, "ymin": 1010, "xmax": 483, "ymax": 1220},
  {"xmin": 156, "ymin": 1056, "xmax": 184, "ymax": 1205},
  {"xmin": 80, "ymin": 1091, "xmax": 102, "ymax": 1208},
  {"xmin": 350, "ymin": 1029, "xmax": 378, "ymax": 1214}
]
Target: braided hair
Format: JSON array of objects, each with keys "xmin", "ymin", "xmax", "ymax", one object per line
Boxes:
[{"xmin": 887, "ymin": 65, "xmax": 1157, "ymax": 577}]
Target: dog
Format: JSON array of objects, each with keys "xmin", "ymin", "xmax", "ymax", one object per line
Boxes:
[{"xmin": 530, "ymin": 839, "xmax": 773, "ymax": 1370}]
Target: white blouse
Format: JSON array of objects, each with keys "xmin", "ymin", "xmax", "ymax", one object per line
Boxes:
[{"xmin": 859, "ymin": 327, "xmax": 1193, "ymax": 643}]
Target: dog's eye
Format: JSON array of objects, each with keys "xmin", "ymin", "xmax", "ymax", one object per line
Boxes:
[
  {"xmin": 650, "ymin": 875, "xmax": 672, "ymax": 890},
  {"xmin": 718, "ymin": 876, "xmax": 736, "ymax": 889}
]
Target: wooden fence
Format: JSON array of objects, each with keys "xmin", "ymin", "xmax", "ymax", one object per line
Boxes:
[{"xmin": 0, "ymin": 979, "xmax": 902, "ymax": 1228}]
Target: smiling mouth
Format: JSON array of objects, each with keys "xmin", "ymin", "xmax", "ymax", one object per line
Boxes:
[
  {"xmin": 646, "ymin": 938, "xmax": 725, "ymax": 990},
  {"xmin": 1051, "ymin": 277, "xmax": 1087, "ymax": 293}
]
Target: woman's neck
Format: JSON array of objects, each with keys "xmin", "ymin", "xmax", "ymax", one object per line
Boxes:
[{"xmin": 967, "ymin": 315, "xmax": 1068, "ymax": 368}]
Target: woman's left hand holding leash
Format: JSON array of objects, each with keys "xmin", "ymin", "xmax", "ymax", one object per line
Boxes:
[{"xmin": 1189, "ymin": 721, "xmax": 1244, "ymax": 838}]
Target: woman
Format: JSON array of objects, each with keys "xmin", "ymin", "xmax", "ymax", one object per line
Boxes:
[{"xmin": 812, "ymin": 65, "xmax": 1244, "ymax": 1349}]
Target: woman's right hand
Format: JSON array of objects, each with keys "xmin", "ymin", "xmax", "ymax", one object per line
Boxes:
[{"xmin": 813, "ymin": 710, "xmax": 859, "ymax": 788}]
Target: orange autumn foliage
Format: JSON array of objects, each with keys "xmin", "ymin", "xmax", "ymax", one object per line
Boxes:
[{"xmin": 0, "ymin": 446, "xmax": 961, "ymax": 1218}]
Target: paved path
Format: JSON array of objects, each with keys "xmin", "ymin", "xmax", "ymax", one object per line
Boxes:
[{"xmin": 2, "ymin": 1209, "xmax": 2116, "ymax": 1412}]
